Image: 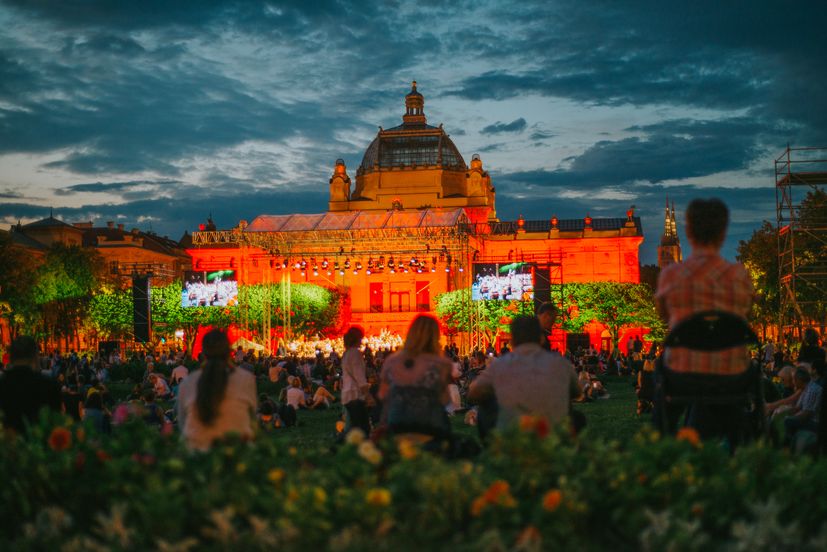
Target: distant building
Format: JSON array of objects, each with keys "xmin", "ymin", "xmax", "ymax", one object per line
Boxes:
[
  {"xmin": 657, "ymin": 199, "xmax": 682, "ymax": 268},
  {"xmin": 190, "ymin": 82, "xmax": 647, "ymax": 352},
  {"xmin": 8, "ymin": 217, "xmax": 191, "ymax": 286}
]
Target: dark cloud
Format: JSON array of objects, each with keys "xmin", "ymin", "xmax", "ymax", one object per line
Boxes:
[
  {"xmin": 0, "ymin": 189, "xmax": 23, "ymax": 199},
  {"xmin": 481, "ymin": 118, "xmax": 527, "ymax": 135},
  {"xmin": 529, "ymin": 130, "xmax": 555, "ymax": 141},
  {"xmin": 1, "ymin": 186, "xmax": 329, "ymax": 239},
  {"xmin": 54, "ymin": 179, "xmax": 182, "ymax": 196}
]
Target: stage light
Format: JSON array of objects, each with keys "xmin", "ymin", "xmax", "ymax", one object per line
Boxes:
[
  {"xmin": 294, "ymin": 262, "xmax": 301, "ymax": 270},
  {"xmin": 410, "ymin": 257, "xmax": 417, "ymax": 266},
  {"xmin": 334, "ymin": 261, "xmax": 340, "ymax": 270},
  {"xmin": 353, "ymin": 270, "xmax": 358, "ymax": 275},
  {"xmin": 366, "ymin": 269, "xmax": 372, "ymax": 275},
  {"xmin": 327, "ymin": 270, "xmax": 332, "ymax": 276},
  {"xmin": 321, "ymin": 259, "xmax": 329, "ymax": 269},
  {"xmin": 390, "ymin": 268, "xmax": 395, "ymax": 274},
  {"xmin": 282, "ymin": 259, "xmax": 289, "ymax": 269},
  {"xmin": 313, "ymin": 271, "xmax": 318, "ymax": 276},
  {"xmin": 459, "ymin": 265, "xmax": 464, "ymax": 272},
  {"xmin": 339, "ymin": 270, "xmax": 345, "ymax": 275},
  {"xmin": 445, "ymin": 267, "xmax": 450, "ymax": 272},
  {"xmin": 388, "ymin": 257, "xmax": 395, "ymax": 268},
  {"xmin": 344, "ymin": 258, "xmax": 351, "ymax": 269},
  {"xmin": 356, "ymin": 261, "xmax": 363, "ymax": 271},
  {"xmin": 403, "ymin": 267, "xmax": 409, "ymax": 273}
]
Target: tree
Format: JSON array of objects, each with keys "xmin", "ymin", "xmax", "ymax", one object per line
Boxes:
[
  {"xmin": 435, "ymin": 291, "xmax": 535, "ymax": 345},
  {"xmin": 87, "ymin": 286, "xmax": 133, "ymax": 340},
  {"xmin": 32, "ymin": 244, "xmax": 106, "ymax": 347},
  {"xmin": 736, "ymin": 220, "xmax": 779, "ymax": 334},
  {"xmin": 0, "ymin": 234, "xmax": 41, "ymax": 339},
  {"xmin": 561, "ymin": 282, "xmax": 665, "ymax": 349}
]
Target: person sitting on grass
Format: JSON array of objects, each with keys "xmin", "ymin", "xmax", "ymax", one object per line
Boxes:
[
  {"xmin": 766, "ymin": 367, "xmax": 808, "ymax": 418},
  {"xmin": 308, "ymin": 384, "xmax": 336, "ymax": 410},
  {"xmin": 469, "ymin": 316, "xmax": 580, "ymax": 433},
  {"xmin": 783, "ymin": 358, "xmax": 823, "ymax": 450},
  {"xmin": 286, "ymin": 377, "xmax": 307, "ymax": 410},
  {"xmin": 177, "ymin": 329, "xmax": 258, "ymax": 451}
]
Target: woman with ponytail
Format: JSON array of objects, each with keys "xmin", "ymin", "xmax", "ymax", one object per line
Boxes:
[{"xmin": 177, "ymin": 329, "xmax": 257, "ymax": 450}]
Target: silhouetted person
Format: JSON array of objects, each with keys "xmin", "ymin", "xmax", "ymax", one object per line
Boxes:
[{"xmin": 0, "ymin": 336, "xmax": 62, "ymax": 434}]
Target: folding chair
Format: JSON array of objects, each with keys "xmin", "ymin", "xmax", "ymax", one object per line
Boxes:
[{"xmin": 654, "ymin": 310, "xmax": 764, "ymax": 447}]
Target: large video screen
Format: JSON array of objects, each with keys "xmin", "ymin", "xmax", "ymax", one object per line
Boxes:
[
  {"xmin": 471, "ymin": 262, "xmax": 534, "ymax": 301},
  {"xmin": 181, "ymin": 270, "xmax": 238, "ymax": 307}
]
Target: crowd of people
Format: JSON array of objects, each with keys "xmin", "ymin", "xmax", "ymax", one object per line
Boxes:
[{"xmin": 0, "ymin": 198, "xmax": 824, "ymax": 457}]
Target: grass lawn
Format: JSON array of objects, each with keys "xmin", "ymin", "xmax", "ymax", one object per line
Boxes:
[{"xmin": 107, "ymin": 374, "xmax": 647, "ymax": 449}]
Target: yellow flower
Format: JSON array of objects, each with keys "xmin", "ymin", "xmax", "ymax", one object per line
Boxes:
[
  {"xmin": 542, "ymin": 489, "xmax": 563, "ymax": 512},
  {"xmin": 397, "ymin": 438, "xmax": 418, "ymax": 460},
  {"xmin": 236, "ymin": 463, "xmax": 246, "ymax": 474},
  {"xmin": 346, "ymin": 428, "xmax": 365, "ymax": 445},
  {"xmin": 461, "ymin": 461, "xmax": 474, "ymax": 475},
  {"xmin": 365, "ymin": 488, "xmax": 392, "ymax": 507},
  {"xmin": 288, "ymin": 447, "xmax": 298, "ymax": 456},
  {"xmin": 314, "ymin": 487, "xmax": 327, "ymax": 505},
  {"xmin": 358, "ymin": 440, "xmax": 382, "ymax": 465},
  {"xmin": 267, "ymin": 468, "xmax": 285, "ymax": 484},
  {"xmin": 676, "ymin": 427, "xmax": 702, "ymax": 448}
]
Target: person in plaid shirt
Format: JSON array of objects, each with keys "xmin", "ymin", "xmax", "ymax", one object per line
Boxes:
[{"xmin": 656, "ymin": 198, "xmax": 754, "ymax": 375}]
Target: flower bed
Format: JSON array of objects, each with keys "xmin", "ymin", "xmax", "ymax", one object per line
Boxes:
[{"xmin": 2, "ymin": 415, "xmax": 827, "ymax": 551}]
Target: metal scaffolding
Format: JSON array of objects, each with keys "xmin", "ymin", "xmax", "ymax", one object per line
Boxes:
[{"xmin": 776, "ymin": 146, "xmax": 827, "ymax": 333}]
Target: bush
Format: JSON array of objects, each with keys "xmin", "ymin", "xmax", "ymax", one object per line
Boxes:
[{"xmin": 2, "ymin": 414, "xmax": 826, "ymax": 551}]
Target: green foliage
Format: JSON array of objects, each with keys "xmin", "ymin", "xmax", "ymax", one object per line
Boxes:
[
  {"xmin": 238, "ymin": 283, "xmax": 342, "ymax": 337},
  {"xmin": 435, "ymin": 290, "xmax": 535, "ymax": 343},
  {"xmin": 737, "ymin": 221, "xmax": 780, "ymax": 330},
  {"xmin": 88, "ymin": 286, "xmax": 133, "ymax": 339},
  {"xmin": 562, "ymin": 282, "xmax": 665, "ymax": 346},
  {"xmin": 0, "ymin": 234, "xmax": 41, "ymax": 337},
  {"xmin": 32, "ymin": 244, "xmax": 105, "ymax": 341},
  {"xmin": 3, "ymin": 413, "xmax": 827, "ymax": 551}
]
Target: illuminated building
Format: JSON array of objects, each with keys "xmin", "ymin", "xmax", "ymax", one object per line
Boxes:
[{"xmin": 190, "ymin": 83, "xmax": 644, "ymax": 352}]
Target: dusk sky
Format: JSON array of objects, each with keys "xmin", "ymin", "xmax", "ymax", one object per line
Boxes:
[{"xmin": 1, "ymin": 1, "xmax": 825, "ymax": 264}]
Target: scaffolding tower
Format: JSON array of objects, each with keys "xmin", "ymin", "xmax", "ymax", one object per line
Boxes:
[{"xmin": 775, "ymin": 146, "xmax": 827, "ymax": 333}]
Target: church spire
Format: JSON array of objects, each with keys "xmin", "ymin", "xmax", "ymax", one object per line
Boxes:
[{"xmin": 658, "ymin": 196, "xmax": 682, "ymax": 268}]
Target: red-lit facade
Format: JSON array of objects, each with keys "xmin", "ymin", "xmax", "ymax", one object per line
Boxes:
[{"xmin": 188, "ymin": 83, "xmax": 645, "ymax": 353}]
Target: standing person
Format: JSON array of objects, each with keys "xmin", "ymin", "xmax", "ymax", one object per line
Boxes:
[
  {"xmin": 177, "ymin": 329, "xmax": 257, "ymax": 451},
  {"xmin": 341, "ymin": 326, "xmax": 371, "ymax": 434},
  {"xmin": 469, "ymin": 316, "xmax": 581, "ymax": 430},
  {"xmin": 536, "ymin": 302, "xmax": 558, "ymax": 352},
  {"xmin": 0, "ymin": 336, "xmax": 62, "ymax": 434},
  {"xmin": 655, "ymin": 198, "xmax": 754, "ymax": 434},
  {"xmin": 379, "ymin": 315, "xmax": 453, "ymax": 441}
]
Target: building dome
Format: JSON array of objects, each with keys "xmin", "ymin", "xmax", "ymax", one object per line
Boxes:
[{"xmin": 358, "ymin": 81, "xmax": 466, "ymax": 174}]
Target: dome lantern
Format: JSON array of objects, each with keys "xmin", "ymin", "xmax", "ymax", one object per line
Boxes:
[{"xmin": 403, "ymin": 80, "xmax": 426, "ymax": 126}]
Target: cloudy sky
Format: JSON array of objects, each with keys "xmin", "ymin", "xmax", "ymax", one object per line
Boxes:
[{"xmin": 1, "ymin": 0, "xmax": 825, "ymax": 263}]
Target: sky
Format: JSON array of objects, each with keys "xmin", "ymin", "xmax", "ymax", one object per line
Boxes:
[{"xmin": 1, "ymin": 0, "xmax": 825, "ymax": 264}]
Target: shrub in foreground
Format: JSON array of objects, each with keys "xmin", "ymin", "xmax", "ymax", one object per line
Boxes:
[{"xmin": 2, "ymin": 415, "xmax": 827, "ymax": 551}]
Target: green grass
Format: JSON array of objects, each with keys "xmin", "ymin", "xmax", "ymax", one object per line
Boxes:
[{"xmin": 106, "ymin": 374, "xmax": 647, "ymax": 449}]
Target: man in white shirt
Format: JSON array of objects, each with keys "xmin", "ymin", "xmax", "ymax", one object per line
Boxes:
[{"xmin": 469, "ymin": 316, "xmax": 581, "ymax": 431}]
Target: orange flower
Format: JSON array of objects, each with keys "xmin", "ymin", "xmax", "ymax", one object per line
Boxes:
[
  {"xmin": 335, "ymin": 420, "xmax": 345, "ymax": 433},
  {"xmin": 519, "ymin": 415, "xmax": 536, "ymax": 432},
  {"xmin": 676, "ymin": 427, "xmax": 702, "ymax": 447},
  {"xmin": 542, "ymin": 489, "xmax": 563, "ymax": 512},
  {"xmin": 470, "ymin": 496, "xmax": 487, "ymax": 517},
  {"xmin": 48, "ymin": 427, "xmax": 72, "ymax": 451},
  {"xmin": 96, "ymin": 450, "xmax": 111, "ymax": 463},
  {"xmin": 482, "ymin": 480, "xmax": 517, "ymax": 508}
]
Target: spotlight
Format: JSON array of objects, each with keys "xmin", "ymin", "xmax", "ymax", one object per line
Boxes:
[
  {"xmin": 458, "ymin": 265, "xmax": 464, "ymax": 272},
  {"xmin": 313, "ymin": 270, "xmax": 319, "ymax": 276},
  {"xmin": 445, "ymin": 266, "xmax": 450, "ymax": 272},
  {"xmin": 353, "ymin": 270, "xmax": 358, "ymax": 275},
  {"xmin": 321, "ymin": 259, "xmax": 329, "ymax": 269},
  {"xmin": 431, "ymin": 266, "xmax": 436, "ymax": 272},
  {"xmin": 334, "ymin": 261, "xmax": 340, "ymax": 271},
  {"xmin": 410, "ymin": 257, "xmax": 417, "ymax": 266},
  {"xmin": 366, "ymin": 269, "xmax": 372, "ymax": 275},
  {"xmin": 356, "ymin": 261, "xmax": 363, "ymax": 271},
  {"xmin": 339, "ymin": 270, "xmax": 345, "ymax": 275},
  {"xmin": 344, "ymin": 258, "xmax": 351, "ymax": 269},
  {"xmin": 327, "ymin": 270, "xmax": 332, "ymax": 276},
  {"xmin": 387, "ymin": 257, "xmax": 395, "ymax": 268}
]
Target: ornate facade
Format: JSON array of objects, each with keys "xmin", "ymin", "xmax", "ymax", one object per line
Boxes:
[{"xmin": 190, "ymin": 83, "xmax": 645, "ymax": 352}]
